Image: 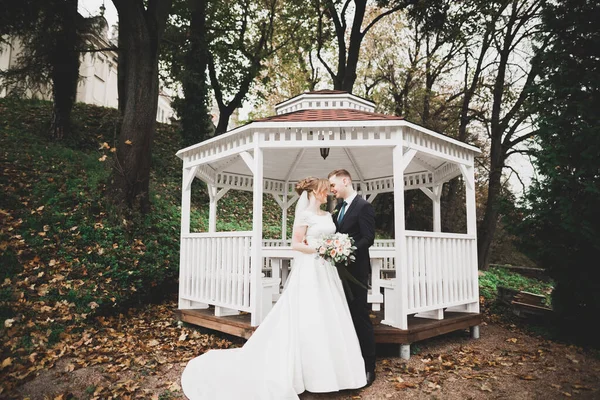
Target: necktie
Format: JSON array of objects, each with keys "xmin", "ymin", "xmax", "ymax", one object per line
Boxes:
[{"xmin": 338, "ymin": 201, "xmax": 347, "ymax": 224}]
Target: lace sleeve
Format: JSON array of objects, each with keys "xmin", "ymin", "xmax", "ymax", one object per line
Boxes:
[{"xmin": 293, "ymin": 210, "xmax": 311, "ymax": 228}]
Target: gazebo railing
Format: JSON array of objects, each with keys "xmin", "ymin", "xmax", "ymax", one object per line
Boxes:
[
  {"xmin": 404, "ymin": 231, "xmax": 478, "ymax": 314},
  {"xmin": 179, "ymin": 232, "xmax": 253, "ymax": 312},
  {"xmin": 179, "ymin": 233, "xmax": 478, "ymax": 329}
]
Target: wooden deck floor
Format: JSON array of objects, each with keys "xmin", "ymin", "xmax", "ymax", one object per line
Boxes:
[{"xmin": 175, "ymin": 307, "xmax": 482, "ymax": 344}]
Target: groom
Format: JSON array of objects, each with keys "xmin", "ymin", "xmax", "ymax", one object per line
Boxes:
[{"xmin": 328, "ymin": 169, "xmax": 377, "ymax": 387}]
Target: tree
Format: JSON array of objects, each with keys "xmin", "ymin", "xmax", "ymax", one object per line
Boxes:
[
  {"xmin": 314, "ymin": 0, "xmax": 417, "ymax": 92},
  {"xmin": 474, "ymin": 0, "xmax": 547, "ymax": 269},
  {"xmin": 111, "ymin": 0, "xmax": 173, "ymax": 213},
  {"xmin": 162, "ymin": 0, "xmax": 214, "ymax": 147},
  {"xmin": 514, "ymin": 0, "xmax": 600, "ymax": 346},
  {"xmin": 247, "ymin": 3, "xmax": 324, "ymax": 117},
  {"xmin": 0, "ymin": 0, "xmax": 99, "ymax": 138},
  {"xmin": 207, "ymin": 0, "xmax": 283, "ymax": 134}
]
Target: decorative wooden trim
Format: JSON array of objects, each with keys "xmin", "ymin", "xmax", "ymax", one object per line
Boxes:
[
  {"xmin": 239, "ymin": 151, "xmax": 255, "ymax": 175},
  {"xmin": 184, "ymin": 165, "xmax": 199, "ymax": 190},
  {"xmin": 459, "ymin": 164, "xmax": 474, "ymax": 190}
]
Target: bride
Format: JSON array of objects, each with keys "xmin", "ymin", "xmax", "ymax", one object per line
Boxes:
[{"xmin": 180, "ymin": 177, "xmax": 367, "ymax": 399}]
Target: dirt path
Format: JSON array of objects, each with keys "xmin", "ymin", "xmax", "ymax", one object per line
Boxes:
[{"xmin": 4, "ymin": 301, "xmax": 600, "ymax": 400}]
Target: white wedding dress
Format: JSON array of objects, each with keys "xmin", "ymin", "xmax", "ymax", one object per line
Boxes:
[{"xmin": 181, "ymin": 210, "xmax": 367, "ymax": 399}]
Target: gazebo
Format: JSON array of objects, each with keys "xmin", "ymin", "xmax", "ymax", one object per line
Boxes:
[{"xmin": 175, "ymin": 90, "xmax": 482, "ymax": 358}]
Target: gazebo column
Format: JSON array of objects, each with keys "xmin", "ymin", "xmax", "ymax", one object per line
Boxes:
[
  {"xmin": 179, "ymin": 166, "xmax": 207, "ymax": 310},
  {"xmin": 445, "ymin": 164, "xmax": 480, "ymax": 320},
  {"xmin": 415, "ymin": 182, "xmax": 444, "ymax": 321},
  {"xmin": 419, "ymin": 184, "xmax": 442, "ymax": 232},
  {"xmin": 462, "ymin": 164, "xmax": 480, "ymax": 314},
  {"xmin": 246, "ymin": 141, "xmax": 269, "ymax": 326},
  {"xmin": 385, "ymin": 144, "xmax": 415, "ymax": 332},
  {"xmin": 432, "ymin": 184, "xmax": 442, "ymax": 232},
  {"xmin": 207, "ymin": 184, "xmax": 230, "ymax": 233},
  {"xmin": 208, "ymin": 185, "xmax": 217, "ymax": 233}
]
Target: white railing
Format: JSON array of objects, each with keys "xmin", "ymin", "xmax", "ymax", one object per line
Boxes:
[
  {"xmin": 404, "ymin": 231, "xmax": 478, "ymax": 314},
  {"xmin": 180, "ymin": 232, "xmax": 253, "ymax": 312},
  {"xmin": 179, "ymin": 233, "xmax": 478, "ymax": 329}
]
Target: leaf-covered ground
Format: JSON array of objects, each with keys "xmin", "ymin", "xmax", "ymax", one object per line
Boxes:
[{"xmin": 2, "ymin": 297, "xmax": 599, "ymax": 400}]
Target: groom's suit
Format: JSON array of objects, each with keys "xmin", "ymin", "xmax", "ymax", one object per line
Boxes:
[{"xmin": 333, "ymin": 194, "xmax": 376, "ymax": 374}]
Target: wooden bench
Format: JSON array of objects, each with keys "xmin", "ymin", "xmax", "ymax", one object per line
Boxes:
[{"xmin": 511, "ymin": 291, "xmax": 553, "ymax": 317}]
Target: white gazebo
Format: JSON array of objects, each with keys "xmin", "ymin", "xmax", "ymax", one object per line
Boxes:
[{"xmin": 176, "ymin": 90, "xmax": 481, "ymax": 352}]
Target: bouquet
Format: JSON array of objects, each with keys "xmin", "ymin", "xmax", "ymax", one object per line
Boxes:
[
  {"xmin": 315, "ymin": 233, "xmax": 356, "ymax": 267},
  {"xmin": 315, "ymin": 233, "xmax": 366, "ymax": 300}
]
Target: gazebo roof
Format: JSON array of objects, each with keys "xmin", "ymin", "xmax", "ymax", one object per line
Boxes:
[
  {"xmin": 254, "ymin": 108, "xmax": 403, "ymax": 123},
  {"xmin": 176, "ymin": 90, "xmax": 481, "ymax": 193}
]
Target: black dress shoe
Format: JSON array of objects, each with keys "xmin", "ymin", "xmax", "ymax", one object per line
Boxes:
[{"xmin": 365, "ymin": 371, "xmax": 376, "ymax": 387}]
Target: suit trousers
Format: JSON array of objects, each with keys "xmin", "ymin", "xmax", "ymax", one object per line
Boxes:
[{"xmin": 347, "ymin": 280, "xmax": 376, "ymax": 373}]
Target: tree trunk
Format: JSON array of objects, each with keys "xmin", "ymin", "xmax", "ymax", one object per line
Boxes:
[
  {"xmin": 179, "ymin": 0, "xmax": 212, "ymax": 147},
  {"xmin": 111, "ymin": 0, "xmax": 173, "ymax": 214},
  {"xmin": 50, "ymin": 0, "xmax": 79, "ymax": 139},
  {"xmin": 477, "ymin": 139, "xmax": 504, "ymax": 269},
  {"xmin": 215, "ymin": 104, "xmax": 235, "ymax": 135},
  {"xmin": 341, "ymin": 0, "xmax": 366, "ymax": 92}
]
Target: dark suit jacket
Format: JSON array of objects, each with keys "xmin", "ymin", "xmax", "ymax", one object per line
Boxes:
[{"xmin": 333, "ymin": 195, "xmax": 376, "ymax": 284}]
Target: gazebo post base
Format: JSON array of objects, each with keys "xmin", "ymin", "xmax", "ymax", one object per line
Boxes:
[
  {"xmin": 470, "ymin": 325, "xmax": 480, "ymax": 339},
  {"xmin": 400, "ymin": 344, "xmax": 411, "ymax": 360},
  {"xmin": 215, "ymin": 306, "xmax": 241, "ymax": 317}
]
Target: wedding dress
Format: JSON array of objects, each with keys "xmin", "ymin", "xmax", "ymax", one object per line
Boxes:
[{"xmin": 180, "ymin": 209, "xmax": 367, "ymax": 399}]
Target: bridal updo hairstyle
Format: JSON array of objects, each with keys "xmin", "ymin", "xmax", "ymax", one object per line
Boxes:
[{"xmin": 295, "ymin": 177, "xmax": 329, "ymax": 196}]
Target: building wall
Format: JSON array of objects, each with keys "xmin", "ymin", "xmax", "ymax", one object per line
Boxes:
[
  {"xmin": 77, "ymin": 48, "xmax": 119, "ymax": 109},
  {"xmin": 157, "ymin": 92, "xmax": 176, "ymax": 124}
]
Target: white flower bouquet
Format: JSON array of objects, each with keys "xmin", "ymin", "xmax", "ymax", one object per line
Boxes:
[
  {"xmin": 315, "ymin": 232, "xmax": 356, "ymax": 266},
  {"xmin": 315, "ymin": 233, "xmax": 365, "ymax": 300}
]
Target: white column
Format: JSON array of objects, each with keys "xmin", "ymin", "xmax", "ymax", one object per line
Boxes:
[
  {"xmin": 208, "ymin": 184, "xmax": 217, "ymax": 233},
  {"xmin": 464, "ymin": 165, "xmax": 477, "ymax": 236},
  {"xmin": 250, "ymin": 136, "xmax": 264, "ymax": 326},
  {"xmin": 464, "ymin": 164, "xmax": 480, "ymax": 313},
  {"xmin": 281, "ymin": 194, "xmax": 287, "ymax": 242},
  {"xmin": 179, "ymin": 166, "xmax": 192, "ymax": 309},
  {"xmin": 392, "ymin": 142, "xmax": 409, "ymax": 330},
  {"xmin": 433, "ymin": 184, "xmax": 442, "ymax": 232}
]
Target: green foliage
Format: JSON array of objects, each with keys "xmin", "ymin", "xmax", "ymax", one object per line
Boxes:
[
  {"xmin": 0, "ymin": 98, "xmax": 181, "ymax": 318},
  {"xmin": 512, "ymin": 0, "xmax": 600, "ymax": 347},
  {"xmin": 0, "ymin": 97, "xmax": 291, "ymax": 322},
  {"xmin": 478, "ymin": 266, "xmax": 553, "ymax": 306}
]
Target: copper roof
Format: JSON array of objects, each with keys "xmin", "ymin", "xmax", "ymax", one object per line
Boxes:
[{"xmin": 254, "ymin": 108, "xmax": 404, "ymax": 123}]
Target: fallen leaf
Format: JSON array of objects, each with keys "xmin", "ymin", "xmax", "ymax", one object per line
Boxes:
[
  {"xmin": 179, "ymin": 332, "xmax": 188, "ymax": 341},
  {"xmin": 395, "ymin": 382, "xmax": 417, "ymax": 390},
  {"xmin": 1, "ymin": 357, "xmax": 12, "ymax": 369},
  {"xmin": 98, "ymin": 154, "xmax": 107, "ymax": 162},
  {"xmin": 480, "ymin": 383, "xmax": 493, "ymax": 392},
  {"xmin": 125, "ymin": 139, "xmax": 132, "ymax": 145},
  {"xmin": 4, "ymin": 319, "xmax": 14, "ymax": 328},
  {"xmin": 506, "ymin": 338, "xmax": 518, "ymax": 343},
  {"xmin": 572, "ymin": 384, "xmax": 592, "ymax": 390}
]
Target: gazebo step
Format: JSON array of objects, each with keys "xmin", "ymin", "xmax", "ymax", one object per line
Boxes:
[{"xmin": 175, "ymin": 307, "xmax": 482, "ymax": 351}]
